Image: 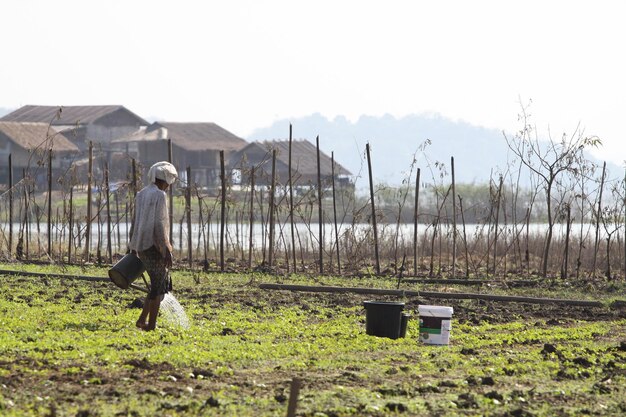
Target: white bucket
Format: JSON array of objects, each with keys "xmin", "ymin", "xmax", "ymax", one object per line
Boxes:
[{"xmin": 418, "ymin": 305, "xmax": 454, "ymax": 345}]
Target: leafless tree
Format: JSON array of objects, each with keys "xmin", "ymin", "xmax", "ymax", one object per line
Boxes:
[{"xmin": 503, "ymin": 102, "xmax": 601, "ymax": 277}]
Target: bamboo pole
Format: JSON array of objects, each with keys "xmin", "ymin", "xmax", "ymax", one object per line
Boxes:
[
  {"xmin": 129, "ymin": 158, "xmax": 137, "ymax": 245},
  {"xmin": 492, "ymin": 176, "xmax": 503, "ymax": 277},
  {"xmin": 248, "ymin": 167, "xmax": 255, "ymax": 269},
  {"xmin": 331, "ymin": 152, "xmax": 341, "ymax": 275},
  {"xmin": 114, "ymin": 189, "xmax": 121, "ymax": 253},
  {"xmin": 85, "ymin": 141, "xmax": 93, "ymax": 262},
  {"xmin": 525, "ymin": 207, "xmax": 530, "ymax": 278},
  {"xmin": 316, "ymin": 136, "xmax": 323, "ymax": 274},
  {"xmin": 562, "ymin": 204, "xmax": 571, "ymax": 279},
  {"xmin": 235, "ymin": 209, "xmax": 242, "ymax": 260},
  {"xmin": 47, "ymin": 150, "xmax": 52, "ymax": 257},
  {"xmin": 186, "ymin": 166, "xmax": 193, "ymax": 269},
  {"xmin": 413, "ymin": 168, "xmax": 420, "ymax": 276},
  {"xmin": 451, "ymin": 156, "xmax": 457, "ymax": 278},
  {"xmin": 196, "ymin": 190, "xmax": 207, "ymax": 269},
  {"xmin": 96, "ymin": 178, "xmax": 103, "ymax": 264},
  {"xmin": 131, "ymin": 158, "xmax": 137, "ymax": 198},
  {"xmin": 23, "ymin": 169, "xmax": 29, "ymax": 259},
  {"xmin": 459, "ymin": 195, "xmax": 470, "ymax": 278},
  {"xmin": 168, "ymin": 139, "xmax": 174, "ymax": 248},
  {"xmin": 259, "ymin": 188, "xmax": 266, "ymax": 262},
  {"xmin": 55, "ymin": 207, "xmax": 60, "ymax": 263},
  {"xmin": 178, "ymin": 198, "xmax": 183, "ymax": 256},
  {"xmin": 8, "ymin": 154, "xmax": 13, "ymax": 257},
  {"xmin": 105, "ymin": 164, "xmax": 112, "ymax": 263},
  {"xmin": 195, "ymin": 191, "xmax": 202, "ymax": 253},
  {"xmin": 35, "ymin": 179, "xmax": 41, "ymax": 258},
  {"xmin": 268, "ymin": 149, "xmax": 277, "ymax": 268},
  {"xmin": 220, "ymin": 151, "xmax": 226, "ymax": 272},
  {"xmin": 288, "ymin": 124, "xmax": 297, "ymax": 272},
  {"xmin": 258, "ymin": 283, "xmax": 611, "ymax": 307},
  {"xmin": 365, "ymin": 143, "xmax": 380, "ymax": 275},
  {"xmin": 592, "ymin": 161, "xmax": 606, "ymax": 277},
  {"xmin": 124, "ymin": 202, "xmax": 129, "ymax": 249},
  {"xmin": 68, "ymin": 185, "xmax": 74, "ymax": 263}
]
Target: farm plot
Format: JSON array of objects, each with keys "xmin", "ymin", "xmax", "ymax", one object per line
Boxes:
[{"xmin": 0, "ymin": 265, "xmax": 625, "ymax": 416}]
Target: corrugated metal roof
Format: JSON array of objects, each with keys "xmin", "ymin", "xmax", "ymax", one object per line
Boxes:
[
  {"xmin": 0, "ymin": 122, "xmax": 80, "ymax": 152},
  {"xmin": 128, "ymin": 122, "xmax": 248, "ymax": 152},
  {"xmin": 0, "ymin": 105, "xmax": 148, "ymax": 125}
]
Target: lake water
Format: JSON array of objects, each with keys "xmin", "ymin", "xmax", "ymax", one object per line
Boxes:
[{"xmin": 0, "ymin": 220, "xmax": 610, "ymax": 253}]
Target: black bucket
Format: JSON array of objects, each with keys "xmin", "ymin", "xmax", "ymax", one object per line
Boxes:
[
  {"xmin": 363, "ymin": 301, "xmax": 405, "ymax": 339},
  {"xmin": 108, "ymin": 252, "xmax": 145, "ymax": 290}
]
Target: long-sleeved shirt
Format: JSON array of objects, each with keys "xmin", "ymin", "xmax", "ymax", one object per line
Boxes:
[{"xmin": 128, "ymin": 183, "xmax": 172, "ymax": 257}]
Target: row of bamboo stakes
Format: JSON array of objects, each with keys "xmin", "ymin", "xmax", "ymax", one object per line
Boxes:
[
  {"xmin": 2, "ymin": 129, "xmax": 625, "ymax": 278},
  {"xmin": 3, "ymin": 132, "xmax": 379, "ymax": 274}
]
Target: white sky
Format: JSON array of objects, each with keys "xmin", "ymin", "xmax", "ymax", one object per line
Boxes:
[{"xmin": 2, "ymin": 0, "xmax": 625, "ymax": 167}]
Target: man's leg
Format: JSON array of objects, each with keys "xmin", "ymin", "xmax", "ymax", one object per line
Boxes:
[
  {"xmin": 145, "ymin": 294, "xmax": 164, "ymax": 331},
  {"xmin": 136, "ymin": 297, "xmax": 150, "ymax": 329}
]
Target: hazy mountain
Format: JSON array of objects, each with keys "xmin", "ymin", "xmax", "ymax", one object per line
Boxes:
[
  {"xmin": 0, "ymin": 107, "xmax": 13, "ymax": 118},
  {"xmin": 248, "ymin": 113, "xmax": 512, "ymax": 186}
]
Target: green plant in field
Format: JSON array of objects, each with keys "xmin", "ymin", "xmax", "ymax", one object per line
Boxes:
[{"xmin": 0, "ymin": 264, "xmax": 625, "ymax": 416}]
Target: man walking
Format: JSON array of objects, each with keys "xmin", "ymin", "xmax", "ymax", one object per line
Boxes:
[{"xmin": 129, "ymin": 161, "xmax": 177, "ymax": 331}]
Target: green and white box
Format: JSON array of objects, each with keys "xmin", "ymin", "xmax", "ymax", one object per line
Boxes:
[{"xmin": 418, "ymin": 305, "xmax": 454, "ymax": 345}]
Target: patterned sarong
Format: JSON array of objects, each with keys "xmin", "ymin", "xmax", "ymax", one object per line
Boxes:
[{"xmin": 139, "ymin": 246, "xmax": 172, "ymax": 299}]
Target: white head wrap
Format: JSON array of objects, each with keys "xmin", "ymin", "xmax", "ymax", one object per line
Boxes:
[{"xmin": 148, "ymin": 161, "xmax": 178, "ymax": 185}]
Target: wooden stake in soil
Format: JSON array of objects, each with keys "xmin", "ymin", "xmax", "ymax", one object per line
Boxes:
[
  {"xmin": 168, "ymin": 139, "xmax": 174, "ymax": 248},
  {"xmin": 47, "ymin": 149, "xmax": 53, "ymax": 257},
  {"xmin": 316, "ymin": 135, "xmax": 323, "ymax": 274},
  {"xmin": 220, "ymin": 152, "xmax": 226, "ymax": 272},
  {"xmin": 23, "ymin": 169, "xmax": 30, "ymax": 259},
  {"xmin": 286, "ymin": 378, "xmax": 301, "ymax": 417},
  {"xmin": 288, "ymin": 124, "xmax": 297, "ymax": 272},
  {"xmin": 268, "ymin": 149, "xmax": 277, "ymax": 268},
  {"xmin": 492, "ymin": 175, "xmax": 503, "ymax": 277},
  {"xmin": 592, "ymin": 161, "xmax": 606, "ymax": 278},
  {"xmin": 459, "ymin": 195, "xmax": 470, "ymax": 278},
  {"xmin": 114, "ymin": 189, "xmax": 121, "ymax": 253},
  {"xmin": 248, "ymin": 166, "xmax": 255, "ymax": 269},
  {"xmin": 562, "ymin": 203, "xmax": 571, "ymax": 279},
  {"xmin": 129, "ymin": 158, "xmax": 137, "ymax": 244},
  {"xmin": 96, "ymin": 177, "xmax": 103, "ymax": 264},
  {"xmin": 413, "ymin": 168, "xmax": 420, "ymax": 276},
  {"xmin": 8, "ymin": 154, "xmax": 13, "ymax": 257},
  {"xmin": 186, "ymin": 166, "xmax": 193, "ymax": 269},
  {"xmin": 451, "ymin": 156, "xmax": 457, "ymax": 278},
  {"xmin": 366, "ymin": 143, "xmax": 380, "ymax": 275},
  {"xmin": 105, "ymin": 163, "xmax": 112, "ymax": 263},
  {"xmin": 68, "ymin": 185, "xmax": 74, "ymax": 263},
  {"xmin": 196, "ymin": 189, "xmax": 208, "ymax": 269},
  {"xmin": 85, "ymin": 141, "xmax": 93, "ymax": 262},
  {"xmin": 522, "ymin": 207, "xmax": 530, "ymax": 277},
  {"xmin": 131, "ymin": 158, "xmax": 138, "ymax": 199},
  {"xmin": 331, "ymin": 152, "xmax": 341, "ymax": 275}
]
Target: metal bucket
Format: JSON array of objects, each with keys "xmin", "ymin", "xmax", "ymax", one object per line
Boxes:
[{"xmin": 108, "ymin": 252, "xmax": 146, "ymax": 290}]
